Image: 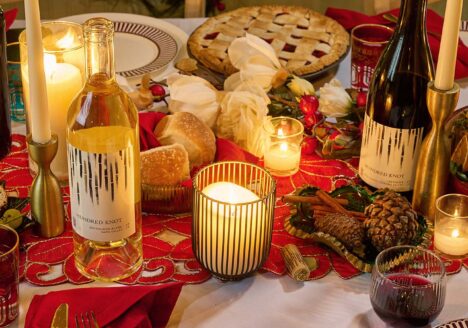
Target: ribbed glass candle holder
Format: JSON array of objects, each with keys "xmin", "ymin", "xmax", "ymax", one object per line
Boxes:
[{"xmin": 192, "ymin": 161, "xmax": 276, "ymax": 280}]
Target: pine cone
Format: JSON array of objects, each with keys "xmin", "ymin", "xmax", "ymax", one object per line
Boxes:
[
  {"xmin": 364, "ymin": 190, "xmax": 420, "ymax": 251},
  {"xmin": 314, "ymin": 213, "xmax": 366, "ymax": 258}
]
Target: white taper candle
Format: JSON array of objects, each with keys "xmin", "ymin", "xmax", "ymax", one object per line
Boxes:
[
  {"xmin": 434, "ymin": 0, "xmax": 464, "ymax": 90},
  {"xmin": 24, "ymin": 0, "xmax": 51, "ymax": 143}
]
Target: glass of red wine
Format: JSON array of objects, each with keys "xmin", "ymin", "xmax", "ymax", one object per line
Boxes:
[
  {"xmin": 370, "ymin": 246, "xmax": 446, "ymax": 326},
  {"xmin": 0, "ymin": 224, "xmax": 19, "ymax": 327}
]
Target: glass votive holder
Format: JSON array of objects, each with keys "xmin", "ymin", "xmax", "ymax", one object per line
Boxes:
[
  {"xmin": 370, "ymin": 246, "xmax": 446, "ymax": 326},
  {"xmin": 351, "ymin": 24, "xmax": 393, "ymax": 92},
  {"xmin": 0, "ymin": 224, "xmax": 20, "ymax": 327},
  {"xmin": 19, "ymin": 21, "xmax": 85, "ymax": 182},
  {"xmin": 6, "ymin": 41, "xmax": 25, "ymax": 123},
  {"xmin": 434, "ymin": 194, "xmax": 468, "ymax": 257},
  {"xmin": 192, "ymin": 161, "xmax": 276, "ymax": 280},
  {"xmin": 263, "ymin": 116, "xmax": 304, "ymax": 177}
]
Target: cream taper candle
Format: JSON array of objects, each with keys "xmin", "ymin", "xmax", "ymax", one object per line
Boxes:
[
  {"xmin": 434, "ymin": 0, "xmax": 463, "ymax": 90},
  {"xmin": 24, "ymin": 0, "xmax": 51, "ymax": 144}
]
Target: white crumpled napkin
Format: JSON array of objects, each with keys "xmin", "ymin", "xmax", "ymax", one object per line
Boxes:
[
  {"xmin": 216, "ymin": 82, "xmax": 270, "ymax": 157},
  {"xmin": 167, "ymin": 73, "xmax": 222, "ymax": 129},
  {"xmin": 224, "ymin": 33, "xmax": 282, "ymax": 92}
]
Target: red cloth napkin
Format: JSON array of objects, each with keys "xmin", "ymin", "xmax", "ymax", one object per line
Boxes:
[
  {"xmin": 138, "ymin": 112, "xmax": 259, "ymax": 164},
  {"xmin": 4, "ymin": 8, "xmax": 17, "ymax": 31},
  {"xmin": 326, "ymin": 7, "xmax": 468, "ymax": 80},
  {"xmin": 25, "ymin": 283, "xmax": 183, "ymax": 328},
  {"xmin": 139, "ymin": 112, "xmax": 165, "ymax": 151}
]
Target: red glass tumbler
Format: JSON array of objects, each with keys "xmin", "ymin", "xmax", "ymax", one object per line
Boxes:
[
  {"xmin": 351, "ymin": 24, "xmax": 393, "ymax": 92},
  {"xmin": 0, "ymin": 225, "xmax": 19, "ymax": 326}
]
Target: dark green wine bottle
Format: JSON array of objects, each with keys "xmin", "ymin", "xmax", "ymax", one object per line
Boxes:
[{"xmin": 359, "ymin": 0, "xmax": 434, "ymax": 196}]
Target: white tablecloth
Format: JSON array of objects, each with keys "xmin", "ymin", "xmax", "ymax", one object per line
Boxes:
[{"xmin": 13, "ymin": 17, "xmax": 468, "ymax": 328}]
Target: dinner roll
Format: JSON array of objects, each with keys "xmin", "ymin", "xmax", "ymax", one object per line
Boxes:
[
  {"xmin": 140, "ymin": 143, "xmax": 190, "ymax": 185},
  {"xmin": 154, "ymin": 112, "xmax": 216, "ymax": 168}
]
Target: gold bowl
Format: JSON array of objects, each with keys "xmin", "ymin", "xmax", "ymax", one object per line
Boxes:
[{"xmin": 284, "ymin": 213, "xmax": 433, "ymax": 273}]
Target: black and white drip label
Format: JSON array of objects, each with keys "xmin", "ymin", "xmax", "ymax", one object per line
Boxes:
[
  {"xmin": 359, "ymin": 114, "xmax": 424, "ymax": 191},
  {"xmin": 68, "ymin": 144, "xmax": 136, "ymax": 242}
]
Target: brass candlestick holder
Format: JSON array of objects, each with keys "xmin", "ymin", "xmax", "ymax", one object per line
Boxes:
[
  {"xmin": 28, "ymin": 134, "xmax": 65, "ymax": 237},
  {"xmin": 412, "ymin": 81, "xmax": 460, "ymax": 221}
]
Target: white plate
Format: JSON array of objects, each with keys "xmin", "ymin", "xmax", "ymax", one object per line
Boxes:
[
  {"xmin": 461, "ymin": 21, "xmax": 468, "ymax": 46},
  {"xmin": 60, "ymin": 13, "xmax": 188, "ymax": 83},
  {"xmin": 434, "ymin": 318, "xmax": 468, "ymax": 328}
]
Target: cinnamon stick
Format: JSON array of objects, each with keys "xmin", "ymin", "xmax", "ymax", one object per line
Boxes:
[
  {"xmin": 310, "ymin": 205, "xmax": 366, "ymax": 218},
  {"xmin": 282, "ymin": 194, "xmax": 348, "ymax": 206},
  {"xmin": 313, "ymin": 209, "xmax": 366, "ymax": 222},
  {"xmin": 316, "ymin": 190, "xmax": 351, "ymax": 216}
]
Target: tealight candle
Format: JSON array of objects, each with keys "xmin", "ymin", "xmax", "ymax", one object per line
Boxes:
[
  {"xmin": 20, "ymin": 21, "xmax": 85, "ymax": 181},
  {"xmin": 434, "ymin": 194, "xmax": 468, "ymax": 257},
  {"xmin": 263, "ymin": 117, "xmax": 304, "ymax": 176}
]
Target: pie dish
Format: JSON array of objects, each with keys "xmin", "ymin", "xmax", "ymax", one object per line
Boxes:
[{"xmin": 188, "ymin": 5, "xmax": 349, "ymax": 76}]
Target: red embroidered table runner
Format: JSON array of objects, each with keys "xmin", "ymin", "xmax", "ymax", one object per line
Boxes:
[{"xmin": 1, "ymin": 134, "xmax": 466, "ymax": 286}]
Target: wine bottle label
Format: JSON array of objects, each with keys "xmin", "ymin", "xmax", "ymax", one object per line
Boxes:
[
  {"xmin": 68, "ymin": 144, "xmax": 136, "ymax": 242},
  {"xmin": 359, "ymin": 114, "xmax": 424, "ymax": 191}
]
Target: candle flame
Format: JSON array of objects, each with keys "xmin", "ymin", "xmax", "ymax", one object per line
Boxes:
[
  {"xmin": 451, "ymin": 229, "xmax": 460, "ymax": 238},
  {"xmin": 280, "ymin": 142, "xmax": 288, "ymax": 152},
  {"xmin": 278, "ymin": 128, "xmax": 284, "ymax": 137},
  {"xmin": 56, "ymin": 29, "xmax": 75, "ymax": 49},
  {"xmin": 43, "ymin": 54, "xmax": 57, "ymax": 78}
]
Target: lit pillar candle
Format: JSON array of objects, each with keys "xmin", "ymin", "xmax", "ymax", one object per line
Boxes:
[
  {"xmin": 434, "ymin": 218, "xmax": 468, "ymax": 256},
  {"xmin": 22, "ymin": 55, "xmax": 82, "ymax": 179},
  {"xmin": 434, "ymin": 0, "xmax": 463, "ymax": 90},
  {"xmin": 200, "ymin": 182, "xmax": 267, "ymax": 275},
  {"xmin": 24, "ymin": 0, "xmax": 51, "ymax": 144}
]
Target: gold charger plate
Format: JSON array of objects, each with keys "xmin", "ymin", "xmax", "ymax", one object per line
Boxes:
[{"xmin": 284, "ymin": 208, "xmax": 433, "ymax": 273}]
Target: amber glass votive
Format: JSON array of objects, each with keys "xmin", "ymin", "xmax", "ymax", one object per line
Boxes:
[
  {"xmin": 192, "ymin": 161, "xmax": 276, "ymax": 280},
  {"xmin": 263, "ymin": 116, "xmax": 304, "ymax": 177},
  {"xmin": 19, "ymin": 21, "xmax": 85, "ymax": 182},
  {"xmin": 434, "ymin": 194, "xmax": 468, "ymax": 257}
]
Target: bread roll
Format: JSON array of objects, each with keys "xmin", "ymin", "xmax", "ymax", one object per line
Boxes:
[
  {"xmin": 140, "ymin": 143, "xmax": 190, "ymax": 185},
  {"xmin": 154, "ymin": 112, "xmax": 216, "ymax": 168}
]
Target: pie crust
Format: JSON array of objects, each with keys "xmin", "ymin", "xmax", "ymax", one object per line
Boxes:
[{"xmin": 188, "ymin": 5, "xmax": 350, "ymax": 76}]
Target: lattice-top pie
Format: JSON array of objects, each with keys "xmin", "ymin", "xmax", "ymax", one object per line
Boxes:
[{"xmin": 188, "ymin": 5, "xmax": 350, "ymax": 76}]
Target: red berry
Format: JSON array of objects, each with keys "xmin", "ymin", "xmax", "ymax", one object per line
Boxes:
[
  {"xmin": 299, "ymin": 95, "xmax": 319, "ymax": 116},
  {"xmin": 301, "ymin": 137, "xmax": 318, "ymax": 155},
  {"xmin": 216, "ymin": 1, "xmax": 226, "ymax": 11},
  {"xmin": 303, "ymin": 114, "xmax": 318, "ymax": 128},
  {"xmin": 356, "ymin": 91, "xmax": 367, "ymax": 108},
  {"xmin": 150, "ymin": 84, "xmax": 166, "ymax": 98},
  {"xmin": 328, "ymin": 130, "xmax": 341, "ymax": 141}
]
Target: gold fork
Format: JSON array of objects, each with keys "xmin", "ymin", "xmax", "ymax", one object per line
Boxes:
[{"xmin": 74, "ymin": 310, "xmax": 99, "ymax": 328}]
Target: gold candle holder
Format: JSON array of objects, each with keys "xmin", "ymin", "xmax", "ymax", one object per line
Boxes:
[
  {"xmin": 412, "ymin": 81, "xmax": 460, "ymax": 220},
  {"xmin": 28, "ymin": 134, "xmax": 65, "ymax": 237}
]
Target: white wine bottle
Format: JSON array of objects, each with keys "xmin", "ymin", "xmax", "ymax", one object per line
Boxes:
[
  {"xmin": 67, "ymin": 18, "xmax": 143, "ymax": 281},
  {"xmin": 359, "ymin": 0, "xmax": 434, "ymax": 196}
]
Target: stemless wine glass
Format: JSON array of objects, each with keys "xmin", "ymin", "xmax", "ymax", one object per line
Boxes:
[
  {"xmin": 370, "ymin": 246, "xmax": 446, "ymax": 327},
  {"xmin": 0, "ymin": 224, "xmax": 19, "ymax": 327}
]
